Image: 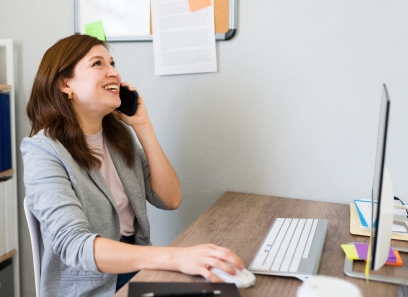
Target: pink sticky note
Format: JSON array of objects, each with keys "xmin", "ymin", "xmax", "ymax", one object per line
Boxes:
[
  {"xmin": 354, "ymin": 243, "xmax": 396, "ymax": 262},
  {"xmin": 354, "ymin": 243, "xmax": 368, "ymax": 259}
]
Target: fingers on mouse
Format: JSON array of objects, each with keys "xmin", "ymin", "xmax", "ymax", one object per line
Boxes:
[{"xmin": 210, "ymin": 264, "xmax": 256, "ymax": 288}]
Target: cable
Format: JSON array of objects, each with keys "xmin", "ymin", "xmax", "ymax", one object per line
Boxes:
[
  {"xmin": 394, "ymin": 203, "xmax": 408, "ymax": 210},
  {"xmin": 394, "ymin": 196, "xmax": 408, "ymax": 218}
]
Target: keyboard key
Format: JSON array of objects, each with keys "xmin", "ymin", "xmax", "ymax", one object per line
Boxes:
[{"xmin": 289, "ymin": 258, "xmax": 301, "ymax": 272}]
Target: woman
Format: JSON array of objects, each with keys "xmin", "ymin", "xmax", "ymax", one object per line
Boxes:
[{"xmin": 21, "ymin": 34, "xmax": 244, "ymax": 297}]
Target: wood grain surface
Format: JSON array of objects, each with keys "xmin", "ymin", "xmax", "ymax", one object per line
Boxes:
[{"xmin": 115, "ymin": 192, "xmax": 408, "ymax": 297}]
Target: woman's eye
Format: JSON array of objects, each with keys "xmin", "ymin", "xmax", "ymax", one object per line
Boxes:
[
  {"xmin": 111, "ymin": 61, "xmax": 116, "ymax": 67},
  {"xmin": 92, "ymin": 61, "xmax": 102, "ymax": 67}
]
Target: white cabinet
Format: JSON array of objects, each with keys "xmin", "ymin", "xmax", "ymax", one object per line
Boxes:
[{"xmin": 0, "ymin": 39, "xmax": 20, "ymax": 297}]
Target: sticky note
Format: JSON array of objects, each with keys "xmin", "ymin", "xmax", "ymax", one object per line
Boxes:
[
  {"xmin": 341, "ymin": 243, "xmax": 397, "ymax": 264},
  {"xmin": 188, "ymin": 0, "xmax": 212, "ymax": 12},
  {"xmin": 386, "ymin": 250, "xmax": 403, "ymax": 266},
  {"xmin": 365, "ymin": 241, "xmax": 371, "ymax": 282},
  {"xmin": 341, "ymin": 244, "xmax": 360, "ymax": 260},
  {"xmin": 84, "ymin": 20, "xmax": 106, "ymax": 41},
  {"xmin": 355, "ymin": 242, "xmax": 396, "ymax": 262},
  {"xmin": 354, "ymin": 243, "xmax": 370, "ymax": 260}
]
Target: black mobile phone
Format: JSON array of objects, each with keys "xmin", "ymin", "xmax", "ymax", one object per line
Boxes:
[{"xmin": 117, "ymin": 86, "xmax": 138, "ymax": 116}]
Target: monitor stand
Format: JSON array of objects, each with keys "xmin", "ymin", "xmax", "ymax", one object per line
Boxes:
[{"xmin": 343, "ymin": 245, "xmax": 408, "ymax": 285}]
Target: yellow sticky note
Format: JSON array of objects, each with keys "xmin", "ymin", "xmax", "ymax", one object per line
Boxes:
[
  {"xmin": 365, "ymin": 240, "xmax": 371, "ymax": 282},
  {"xmin": 341, "ymin": 244, "xmax": 359, "ymax": 260},
  {"xmin": 188, "ymin": 0, "xmax": 212, "ymax": 12},
  {"xmin": 84, "ymin": 20, "xmax": 106, "ymax": 41}
]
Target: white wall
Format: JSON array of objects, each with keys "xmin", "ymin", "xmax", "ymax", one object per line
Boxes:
[{"xmin": 2, "ymin": 0, "xmax": 408, "ymax": 296}]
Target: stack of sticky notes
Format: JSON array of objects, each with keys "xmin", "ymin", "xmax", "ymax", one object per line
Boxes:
[{"xmin": 341, "ymin": 242, "xmax": 402, "ymax": 266}]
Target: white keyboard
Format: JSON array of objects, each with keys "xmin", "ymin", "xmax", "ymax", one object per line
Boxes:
[{"xmin": 248, "ymin": 218, "xmax": 328, "ymax": 281}]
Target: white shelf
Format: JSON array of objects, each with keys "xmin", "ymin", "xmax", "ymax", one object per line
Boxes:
[
  {"xmin": 0, "ymin": 84, "xmax": 11, "ymax": 92},
  {"xmin": 0, "ymin": 39, "xmax": 20, "ymax": 297}
]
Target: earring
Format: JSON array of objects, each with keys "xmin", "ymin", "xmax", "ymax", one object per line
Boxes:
[{"xmin": 68, "ymin": 90, "xmax": 73, "ymax": 100}]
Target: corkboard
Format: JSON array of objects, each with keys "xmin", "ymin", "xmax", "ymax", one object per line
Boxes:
[
  {"xmin": 75, "ymin": 0, "xmax": 237, "ymax": 41},
  {"xmin": 215, "ymin": 0, "xmax": 230, "ymax": 34}
]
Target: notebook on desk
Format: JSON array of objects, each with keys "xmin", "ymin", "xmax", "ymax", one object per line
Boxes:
[
  {"xmin": 128, "ymin": 282, "xmax": 241, "ymax": 297},
  {"xmin": 349, "ymin": 203, "xmax": 408, "ymax": 241}
]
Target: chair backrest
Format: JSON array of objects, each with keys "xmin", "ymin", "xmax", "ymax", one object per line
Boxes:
[{"xmin": 23, "ymin": 197, "xmax": 41, "ymax": 297}]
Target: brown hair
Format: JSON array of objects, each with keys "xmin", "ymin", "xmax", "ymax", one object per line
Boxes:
[{"xmin": 26, "ymin": 34, "xmax": 134, "ymax": 170}]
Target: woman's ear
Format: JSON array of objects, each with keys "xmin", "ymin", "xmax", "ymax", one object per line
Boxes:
[{"xmin": 58, "ymin": 78, "xmax": 71, "ymax": 95}]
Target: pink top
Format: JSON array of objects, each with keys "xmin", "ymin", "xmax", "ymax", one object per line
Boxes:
[{"xmin": 86, "ymin": 130, "xmax": 135, "ymax": 236}]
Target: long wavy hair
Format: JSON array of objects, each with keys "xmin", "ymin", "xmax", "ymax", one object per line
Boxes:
[{"xmin": 26, "ymin": 34, "xmax": 134, "ymax": 171}]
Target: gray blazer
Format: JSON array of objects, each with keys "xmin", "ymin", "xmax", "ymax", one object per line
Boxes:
[{"xmin": 21, "ymin": 128, "xmax": 170, "ymax": 297}]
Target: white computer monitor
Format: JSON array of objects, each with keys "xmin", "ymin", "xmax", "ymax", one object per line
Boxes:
[
  {"xmin": 367, "ymin": 83, "xmax": 408, "ymax": 272},
  {"xmin": 345, "ymin": 84, "xmax": 408, "ymax": 284},
  {"xmin": 369, "ymin": 83, "xmax": 394, "ymax": 271}
]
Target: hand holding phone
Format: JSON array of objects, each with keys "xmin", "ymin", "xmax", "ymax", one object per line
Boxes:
[{"xmin": 116, "ymin": 86, "xmax": 138, "ymax": 116}]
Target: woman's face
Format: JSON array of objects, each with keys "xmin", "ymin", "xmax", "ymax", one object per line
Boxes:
[{"xmin": 67, "ymin": 44, "xmax": 122, "ymax": 120}]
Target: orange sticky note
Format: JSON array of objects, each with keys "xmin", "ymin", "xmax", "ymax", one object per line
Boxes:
[{"xmin": 188, "ymin": 0, "xmax": 212, "ymax": 12}]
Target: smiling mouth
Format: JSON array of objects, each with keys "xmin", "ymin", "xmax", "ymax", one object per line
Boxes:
[{"xmin": 103, "ymin": 84, "xmax": 119, "ymax": 91}]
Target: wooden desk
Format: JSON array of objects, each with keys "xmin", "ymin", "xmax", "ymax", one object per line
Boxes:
[{"xmin": 115, "ymin": 192, "xmax": 408, "ymax": 297}]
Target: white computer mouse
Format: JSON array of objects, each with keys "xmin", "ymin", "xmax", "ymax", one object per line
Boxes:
[{"xmin": 210, "ymin": 264, "xmax": 256, "ymax": 288}]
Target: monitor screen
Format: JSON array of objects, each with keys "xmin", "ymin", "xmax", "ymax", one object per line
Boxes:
[{"xmin": 369, "ymin": 83, "xmax": 394, "ymax": 271}]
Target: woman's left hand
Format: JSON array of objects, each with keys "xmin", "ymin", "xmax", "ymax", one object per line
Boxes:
[{"xmin": 112, "ymin": 83, "xmax": 182, "ymax": 209}]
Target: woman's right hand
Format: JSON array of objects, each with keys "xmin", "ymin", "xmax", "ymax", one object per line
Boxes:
[
  {"xmin": 171, "ymin": 244, "xmax": 245, "ymax": 282},
  {"xmin": 93, "ymin": 238, "xmax": 244, "ymax": 279}
]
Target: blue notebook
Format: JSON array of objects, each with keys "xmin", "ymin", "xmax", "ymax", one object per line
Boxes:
[
  {"xmin": 0, "ymin": 93, "xmax": 11, "ymax": 171},
  {"xmin": 0, "ymin": 95, "xmax": 3, "ymax": 171}
]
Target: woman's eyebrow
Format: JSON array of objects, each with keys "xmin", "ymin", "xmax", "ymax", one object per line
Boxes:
[{"xmin": 87, "ymin": 55, "xmax": 113, "ymax": 62}]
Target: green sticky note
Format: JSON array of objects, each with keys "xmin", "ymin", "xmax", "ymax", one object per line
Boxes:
[
  {"xmin": 84, "ymin": 20, "xmax": 106, "ymax": 41},
  {"xmin": 341, "ymin": 244, "xmax": 359, "ymax": 260}
]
